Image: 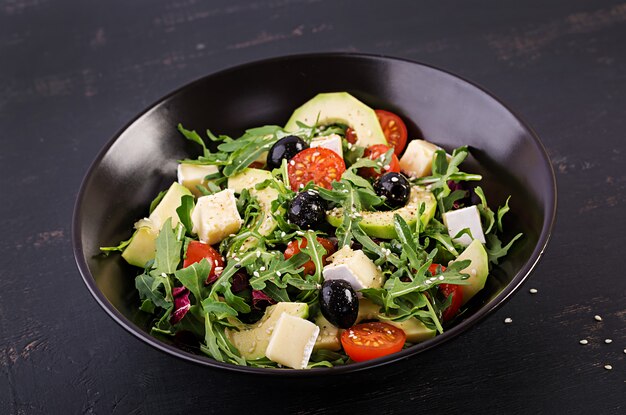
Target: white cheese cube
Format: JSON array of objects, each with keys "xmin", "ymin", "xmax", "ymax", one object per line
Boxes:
[
  {"xmin": 191, "ymin": 189, "xmax": 242, "ymax": 244},
  {"xmin": 177, "ymin": 163, "xmax": 219, "ymax": 196},
  {"xmin": 310, "ymin": 133, "xmax": 343, "ymax": 158},
  {"xmin": 323, "ymin": 246, "xmax": 383, "ymax": 295},
  {"xmin": 399, "ymin": 139, "xmax": 447, "ymax": 178},
  {"xmin": 442, "ymin": 205, "xmax": 485, "ymax": 246},
  {"xmin": 265, "ymin": 313, "xmax": 320, "ymax": 369}
]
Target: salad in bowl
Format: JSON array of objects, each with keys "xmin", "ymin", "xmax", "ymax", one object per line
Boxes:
[{"xmin": 101, "ymin": 92, "xmax": 521, "ymax": 370}]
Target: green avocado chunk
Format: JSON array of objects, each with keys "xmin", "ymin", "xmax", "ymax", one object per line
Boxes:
[
  {"xmin": 454, "ymin": 239, "xmax": 489, "ymax": 304},
  {"xmin": 357, "ymin": 299, "xmax": 436, "ymax": 343},
  {"xmin": 121, "ymin": 225, "xmax": 159, "ymax": 268},
  {"xmin": 284, "ymin": 92, "xmax": 387, "ymax": 148},
  {"xmin": 121, "ymin": 182, "xmax": 191, "ymax": 268},
  {"xmin": 326, "ymin": 186, "xmax": 436, "ymax": 239},
  {"xmin": 226, "ymin": 302, "xmax": 309, "ymax": 360}
]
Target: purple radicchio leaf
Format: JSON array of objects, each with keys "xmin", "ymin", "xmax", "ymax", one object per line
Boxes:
[
  {"xmin": 170, "ymin": 286, "xmax": 191, "ymax": 325},
  {"xmin": 231, "ymin": 270, "xmax": 250, "ymax": 293},
  {"xmin": 252, "ymin": 290, "xmax": 276, "ymax": 311}
]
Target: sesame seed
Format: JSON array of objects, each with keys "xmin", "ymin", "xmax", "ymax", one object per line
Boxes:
[
  {"xmin": 594, "ymin": 315, "xmax": 603, "ymax": 321},
  {"xmin": 439, "ymin": 275, "xmax": 445, "ymax": 281},
  {"xmin": 256, "ymin": 250, "xmax": 261, "ymax": 257},
  {"xmin": 253, "ymin": 271, "xmax": 260, "ymax": 277},
  {"xmin": 504, "ymin": 318, "xmax": 513, "ymax": 324},
  {"xmin": 276, "ymin": 271, "xmax": 282, "ymax": 276},
  {"xmin": 260, "ymin": 266, "xmax": 266, "ymax": 271},
  {"xmin": 289, "ymin": 160, "xmax": 295, "ymax": 166},
  {"xmin": 604, "ymin": 365, "xmax": 613, "ymax": 370},
  {"xmin": 623, "ymin": 349, "xmax": 626, "ymax": 354},
  {"xmin": 605, "ymin": 339, "xmax": 613, "ymax": 344},
  {"xmin": 390, "ymin": 176, "xmax": 399, "ymax": 182},
  {"xmin": 529, "ymin": 288, "xmax": 538, "ymax": 294},
  {"xmin": 579, "ymin": 339, "xmax": 589, "ymax": 345}
]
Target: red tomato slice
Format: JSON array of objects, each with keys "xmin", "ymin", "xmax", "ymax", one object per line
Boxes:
[
  {"xmin": 284, "ymin": 237, "xmax": 335, "ymax": 275},
  {"xmin": 429, "ymin": 264, "xmax": 463, "ymax": 322},
  {"xmin": 375, "ymin": 109, "xmax": 408, "ymax": 156},
  {"xmin": 287, "ymin": 147, "xmax": 346, "ymax": 191},
  {"xmin": 359, "ymin": 144, "xmax": 401, "ymax": 179},
  {"xmin": 341, "ymin": 322, "xmax": 406, "ymax": 362},
  {"xmin": 183, "ymin": 241, "xmax": 225, "ymax": 284}
]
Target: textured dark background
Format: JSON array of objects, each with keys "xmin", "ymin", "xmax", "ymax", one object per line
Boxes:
[{"xmin": 1, "ymin": 0, "xmax": 625, "ymax": 413}]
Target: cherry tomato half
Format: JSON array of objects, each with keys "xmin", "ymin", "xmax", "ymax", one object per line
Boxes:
[
  {"xmin": 429, "ymin": 264, "xmax": 463, "ymax": 322},
  {"xmin": 284, "ymin": 237, "xmax": 335, "ymax": 275},
  {"xmin": 341, "ymin": 322, "xmax": 406, "ymax": 362},
  {"xmin": 287, "ymin": 147, "xmax": 346, "ymax": 191},
  {"xmin": 375, "ymin": 109, "xmax": 408, "ymax": 156},
  {"xmin": 359, "ymin": 144, "xmax": 401, "ymax": 179},
  {"xmin": 183, "ymin": 241, "xmax": 225, "ymax": 284}
]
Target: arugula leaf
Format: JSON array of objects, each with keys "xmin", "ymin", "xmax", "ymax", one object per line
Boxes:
[
  {"xmin": 135, "ymin": 271, "xmax": 172, "ymax": 309},
  {"xmin": 149, "ymin": 189, "xmax": 168, "ymax": 214},
  {"xmin": 412, "ymin": 147, "xmax": 481, "ymax": 214},
  {"xmin": 176, "ymin": 195, "xmax": 195, "ymax": 234},
  {"xmin": 152, "ymin": 218, "xmax": 182, "ymax": 275},
  {"xmin": 393, "ymin": 214, "xmax": 422, "ymax": 271},
  {"xmin": 202, "ymin": 297, "xmax": 238, "ymax": 319},
  {"xmin": 473, "ymin": 186, "xmax": 495, "ymax": 234},
  {"xmin": 99, "ymin": 236, "xmax": 132, "ymax": 253},
  {"xmin": 497, "ymin": 196, "xmax": 511, "ymax": 232},
  {"xmin": 263, "ymin": 282, "xmax": 291, "ymax": 303},
  {"xmin": 174, "ymin": 258, "xmax": 211, "ymax": 303},
  {"xmin": 300, "ymin": 231, "xmax": 327, "ymax": 283},
  {"xmin": 178, "ymin": 124, "xmax": 209, "ymax": 157},
  {"xmin": 486, "ymin": 233, "xmax": 523, "ymax": 264}
]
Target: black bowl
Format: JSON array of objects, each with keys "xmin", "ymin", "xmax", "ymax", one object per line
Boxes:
[{"xmin": 73, "ymin": 53, "xmax": 556, "ymax": 376}]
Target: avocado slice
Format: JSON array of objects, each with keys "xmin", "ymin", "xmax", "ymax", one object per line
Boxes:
[
  {"xmin": 227, "ymin": 168, "xmax": 273, "ymax": 193},
  {"xmin": 284, "ymin": 92, "xmax": 387, "ymax": 148},
  {"xmin": 313, "ymin": 313, "xmax": 341, "ymax": 351},
  {"xmin": 454, "ymin": 239, "xmax": 489, "ymax": 304},
  {"xmin": 357, "ymin": 299, "xmax": 436, "ymax": 343},
  {"xmin": 121, "ymin": 182, "xmax": 191, "ymax": 267},
  {"xmin": 149, "ymin": 182, "xmax": 192, "ymax": 230},
  {"xmin": 226, "ymin": 302, "xmax": 309, "ymax": 360},
  {"xmin": 121, "ymin": 224, "xmax": 159, "ymax": 268},
  {"xmin": 326, "ymin": 186, "xmax": 436, "ymax": 239}
]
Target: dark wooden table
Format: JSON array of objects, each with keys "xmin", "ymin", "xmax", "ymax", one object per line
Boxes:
[{"xmin": 2, "ymin": 0, "xmax": 625, "ymax": 413}]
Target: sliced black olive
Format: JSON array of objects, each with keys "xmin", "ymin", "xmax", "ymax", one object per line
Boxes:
[
  {"xmin": 373, "ymin": 172, "xmax": 411, "ymax": 210},
  {"xmin": 266, "ymin": 135, "xmax": 308, "ymax": 170},
  {"xmin": 320, "ymin": 279, "xmax": 359, "ymax": 329},
  {"xmin": 287, "ymin": 190, "xmax": 327, "ymax": 229}
]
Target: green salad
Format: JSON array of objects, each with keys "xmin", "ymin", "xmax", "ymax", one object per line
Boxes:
[{"xmin": 102, "ymin": 92, "xmax": 521, "ymax": 369}]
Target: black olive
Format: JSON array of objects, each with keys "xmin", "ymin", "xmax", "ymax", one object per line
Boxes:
[
  {"xmin": 320, "ymin": 279, "xmax": 359, "ymax": 329},
  {"xmin": 266, "ymin": 135, "xmax": 308, "ymax": 170},
  {"xmin": 373, "ymin": 172, "xmax": 411, "ymax": 210},
  {"xmin": 288, "ymin": 190, "xmax": 327, "ymax": 229}
]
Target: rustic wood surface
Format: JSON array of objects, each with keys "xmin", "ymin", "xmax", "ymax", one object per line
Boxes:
[{"xmin": 1, "ymin": 0, "xmax": 625, "ymax": 413}]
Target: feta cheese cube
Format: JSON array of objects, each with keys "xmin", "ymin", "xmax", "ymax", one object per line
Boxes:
[
  {"xmin": 323, "ymin": 246, "xmax": 383, "ymax": 295},
  {"xmin": 265, "ymin": 313, "xmax": 320, "ymax": 369},
  {"xmin": 191, "ymin": 189, "xmax": 242, "ymax": 244},
  {"xmin": 399, "ymin": 139, "xmax": 447, "ymax": 178},
  {"xmin": 177, "ymin": 163, "xmax": 219, "ymax": 196},
  {"xmin": 442, "ymin": 205, "xmax": 485, "ymax": 246},
  {"xmin": 310, "ymin": 133, "xmax": 343, "ymax": 158}
]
